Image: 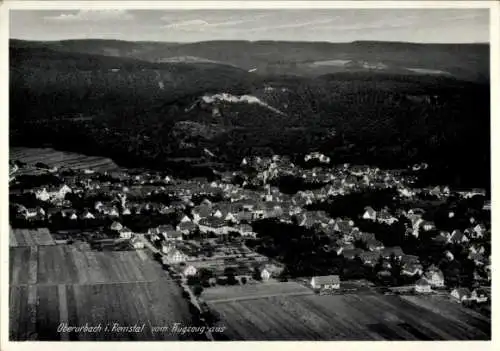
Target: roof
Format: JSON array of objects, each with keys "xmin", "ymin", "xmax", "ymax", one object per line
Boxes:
[
  {"xmin": 424, "ymin": 270, "xmax": 444, "ymax": 280},
  {"xmin": 178, "ymin": 221, "xmax": 197, "ymax": 230},
  {"xmin": 158, "ymin": 224, "xmax": 175, "ymax": 232},
  {"xmin": 199, "ymin": 217, "xmax": 226, "ymax": 228},
  {"xmin": 312, "ymin": 275, "xmax": 340, "ymax": 285},
  {"xmin": 238, "ymin": 224, "xmax": 253, "ymax": 232},
  {"xmin": 382, "ymin": 246, "xmax": 404, "ymax": 257},
  {"xmin": 165, "ymin": 230, "xmax": 183, "ymax": 239},
  {"xmin": 453, "ymin": 288, "xmax": 471, "ymax": 297},
  {"xmin": 415, "ymin": 278, "xmax": 430, "ymax": 286},
  {"xmin": 193, "ymin": 204, "xmax": 212, "ymax": 218},
  {"xmin": 364, "ymin": 207, "xmax": 376, "ymax": 214}
]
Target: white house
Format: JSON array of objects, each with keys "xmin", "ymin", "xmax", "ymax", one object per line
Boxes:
[
  {"xmin": 415, "ymin": 278, "xmax": 432, "ymax": 293},
  {"xmin": 423, "ymin": 269, "xmax": 445, "ymax": 287},
  {"xmin": 260, "ymin": 268, "xmax": 271, "ymax": 281},
  {"xmin": 130, "ymin": 236, "xmax": 145, "ymax": 249},
  {"xmin": 470, "ymin": 289, "xmax": 488, "ymax": 303},
  {"xmin": 451, "ymin": 288, "xmax": 471, "ymax": 303},
  {"xmin": 182, "ymin": 265, "xmax": 197, "ymax": 277},
  {"xmin": 310, "ymin": 275, "xmax": 340, "ymax": 290},
  {"xmin": 119, "ymin": 227, "xmax": 133, "ymax": 239},
  {"xmin": 362, "ymin": 207, "xmax": 377, "ymax": 221}
]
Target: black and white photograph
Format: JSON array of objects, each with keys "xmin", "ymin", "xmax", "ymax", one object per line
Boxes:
[{"xmin": 1, "ymin": 0, "xmax": 496, "ymax": 345}]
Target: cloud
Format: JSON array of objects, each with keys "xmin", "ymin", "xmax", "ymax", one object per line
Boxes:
[
  {"xmin": 44, "ymin": 10, "xmax": 134, "ymax": 23},
  {"xmin": 161, "ymin": 14, "xmax": 271, "ymax": 31},
  {"xmin": 247, "ymin": 18, "xmax": 337, "ymax": 32}
]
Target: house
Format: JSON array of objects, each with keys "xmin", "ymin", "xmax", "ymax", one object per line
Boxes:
[
  {"xmin": 334, "ymin": 220, "xmax": 353, "ymax": 233},
  {"xmin": 179, "ymin": 215, "xmax": 192, "ymax": 223},
  {"xmin": 177, "ymin": 221, "xmax": 198, "ymax": 235},
  {"xmin": 260, "ymin": 268, "xmax": 272, "ymax": 281},
  {"xmin": 482, "ymin": 200, "xmax": 491, "ymax": 211},
  {"xmin": 470, "ymin": 289, "xmax": 489, "ymax": 303},
  {"xmin": 472, "ymin": 224, "xmax": 487, "ymax": 238},
  {"xmin": 377, "ymin": 210, "xmax": 398, "ymax": 225},
  {"xmin": 423, "ymin": 269, "xmax": 445, "ymax": 287},
  {"xmin": 198, "ymin": 217, "xmax": 229, "ymax": 235},
  {"xmin": 192, "ymin": 204, "xmax": 212, "ymax": 223},
  {"xmin": 381, "ymin": 247, "xmax": 404, "ymax": 260},
  {"xmin": 162, "ymin": 248, "xmax": 188, "ymax": 264},
  {"xmin": 366, "ymin": 240, "xmax": 385, "ymax": 252},
  {"xmin": 182, "ymin": 265, "xmax": 198, "ymax": 277},
  {"xmin": 451, "ymin": 288, "xmax": 471, "ymax": 303},
  {"xmin": 402, "ymin": 263, "xmax": 424, "ymax": 276},
  {"xmin": 342, "ymin": 248, "xmax": 364, "ymax": 260},
  {"xmin": 468, "ymin": 252, "xmax": 485, "ymax": 266},
  {"xmin": 110, "ymin": 221, "xmax": 123, "ymax": 232},
  {"xmin": 156, "ymin": 224, "xmax": 175, "ymax": 235},
  {"xmin": 415, "ymin": 279, "xmax": 432, "ymax": 293},
  {"xmin": 130, "ymin": 236, "xmax": 144, "ymax": 249},
  {"xmin": 359, "ymin": 251, "xmax": 380, "ymax": 266},
  {"xmin": 119, "ymin": 227, "xmax": 133, "ymax": 239},
  {"xmin": 448, "ymin": 230, "xmax": 469, "ymax": 244},
  {"xmin": 419, "ymin": 220, "xmax": 436, "ymax": 232},
  {"xmin": 161, "ymin": 243, "xmax": 188, "ymax": 264},
  {"xmin": 259, "ymin": 264, "xmax": 284, "ymax": 281},
  {"xmin": 164, "ymin": 230, "xmax": 183, "ymax": 241},
  {"xmin": 237, "ymin": 224, "xmax": 256, "ymax": 238},
  {"xmin": 310, "ymin": 275, "xmax": 340, "ymax": 290},
  {"xmin": 80, "ymin": 210, "xmax": 95, "ymax": 220},
  {"xmin": 362, "ymin": 207, "xmax": 377, "ymax": 221},
  {"xmin": 35, "ymin": 188, "xmax": 51, "ymax": 202},
  {"xmin": 61, "ymin": 209, "xmax": 78, "ymax": 220}
]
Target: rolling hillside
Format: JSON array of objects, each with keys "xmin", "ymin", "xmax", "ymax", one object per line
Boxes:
[
  {"xmin": 10, "ymin": 39, "xmax": 489, "ymax": 82},
  {"xmin": 9, "ymin": 39, "xmax": 490, "ymax": 189}
]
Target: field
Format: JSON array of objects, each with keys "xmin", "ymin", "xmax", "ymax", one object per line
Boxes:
[
  {"xmin": 9, "ymin": 245, "xmax": 167, "ymax": 285},
  {"xmin": 202, "ymin": 281, "xmax": 314, "ymax": 303},
  {"xmin": 9, "ymin": 281, "xmax": 195, "ymax": 341},
  {"xmin": 10, "ymin": 228, "xmax": 55, "ymax": 247},
  {"xmin": 9, "ymin": 242, "xmax": 197, "ymax": 340},
  {"xmin": 209, "ymin": 294, "xmax": 491, "ymax": 340},
  {"xmin": 10, "ymin": 147, "xmax": 119, "ymax": 171}
]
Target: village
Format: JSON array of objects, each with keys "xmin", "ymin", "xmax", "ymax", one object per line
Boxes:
[{"xmin": 9, "ymin": 152, "xmax": 492, "ymax": 310}]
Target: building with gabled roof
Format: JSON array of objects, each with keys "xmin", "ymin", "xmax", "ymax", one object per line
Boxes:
[{"xmin": 310, "ymin": 275, "xmax": 340, "ymax": 290}]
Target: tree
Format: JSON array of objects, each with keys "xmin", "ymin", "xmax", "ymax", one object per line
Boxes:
[
  {"xmin": 193, "ymin": 285, "xmax": 204, "ymax": 297},
  {"xmin": 252, "ymin": 267, "xmax": 262, "ymax": 281},
  {"xmin": 224, "ymin": 267, "xmax": 238, "ymax": 285},
  {"xmin": 187, "ymin": 275, "xmax": 201, "ymax": 286}
]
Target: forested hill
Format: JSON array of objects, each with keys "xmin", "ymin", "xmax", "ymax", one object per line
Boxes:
[
  {"xmin": 10, "ymin": 39, "xmax": 489, "ymax": 82},
  {"xmin": 9, "ymin": 40, "xmax": 490, "ymax": 190}
]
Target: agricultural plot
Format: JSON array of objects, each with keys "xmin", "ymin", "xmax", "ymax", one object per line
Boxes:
[
  {"xmin": 210, "ymin": 294, "xmax": 491, "ymax": 340},
  {"xmin": 10, "ymin": 228, "xmax": 56, "ymax": 247},
  {"xmin": 9, "ymin": 245, "xmax": 167, "ymax": 286},
  {"xmin": 10, "ymin": 147, "xmax": 119, "ymax": 171},
  {"xmin": 10, "ymin": 281, "xmax": 196, "ymax": 341},
  {"xmin": 202, "ymin": 281, "xmax": 314, "ymax": 303}
]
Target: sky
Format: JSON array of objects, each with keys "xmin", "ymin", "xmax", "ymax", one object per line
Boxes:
[{"xmin": 10, "ymin": 9, "xmax": 489, "ymax": 43}]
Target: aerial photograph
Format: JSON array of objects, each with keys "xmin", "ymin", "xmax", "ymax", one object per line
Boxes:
[{"xmin": 7, "ymin": 5, "xmax": 491, "ymax": 342}]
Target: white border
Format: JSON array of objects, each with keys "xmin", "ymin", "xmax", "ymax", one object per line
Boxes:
[{"xmin": 1, "ymin": 1, "xmax": 497, "ymax": 351}]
